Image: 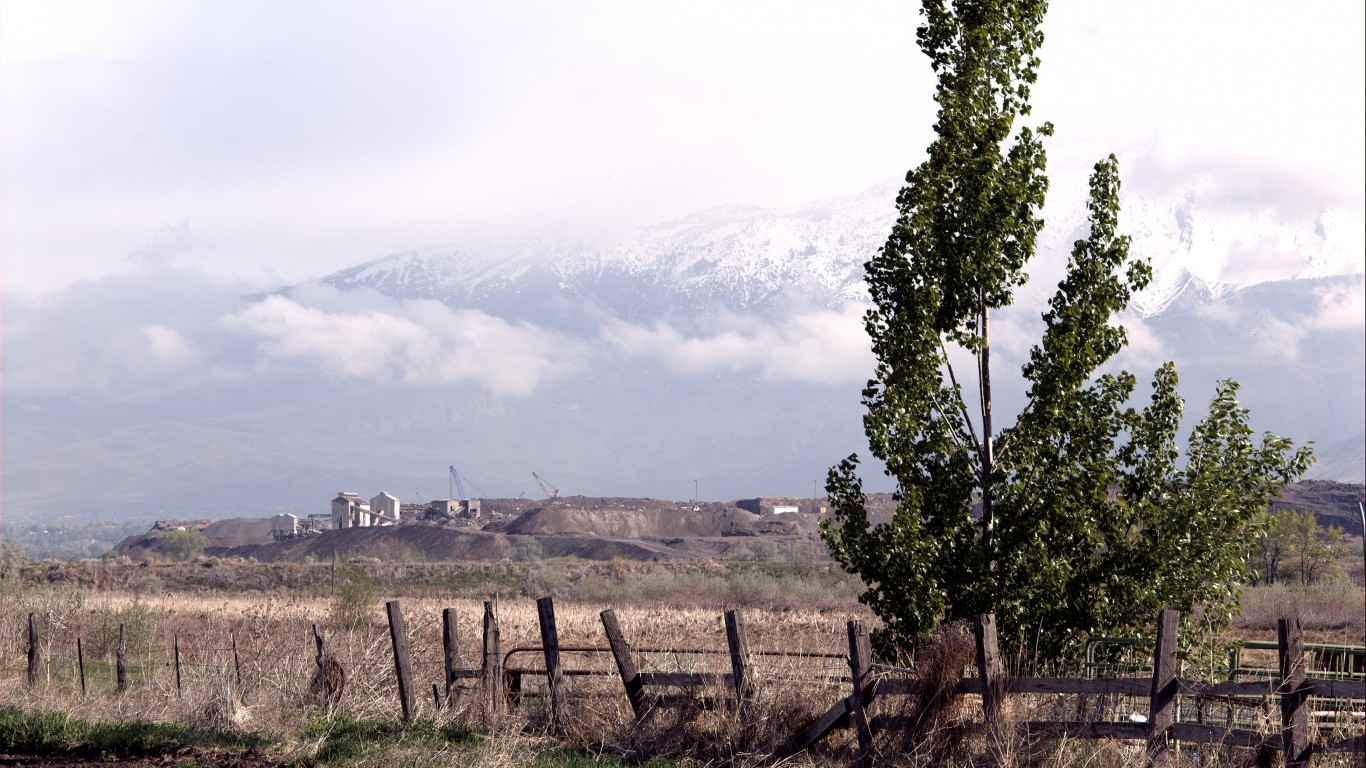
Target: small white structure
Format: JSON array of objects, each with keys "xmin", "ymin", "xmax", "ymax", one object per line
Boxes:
[
  {"xmin": 332, "ymin": 492, "xmax": 374, "ymax": 529},
  {"xmin": 772, "ymin": 506, "xmax": 799, "ymax": 515},
  {"xmin": 370, "ymin": 492, "xmax": 401, "ymax": 524},
  {"xmin": 271, "ymin": 513, "xmax": 300, "ymax": 540},
  {"xmin": 428, "ymin": 499, "xmax": 459, "ymax": 518}
]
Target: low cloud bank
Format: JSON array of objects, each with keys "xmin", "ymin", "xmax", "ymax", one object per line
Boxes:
[{"xmin": 602, "ymin": 303, "xmax": 874, "ymax": 385}]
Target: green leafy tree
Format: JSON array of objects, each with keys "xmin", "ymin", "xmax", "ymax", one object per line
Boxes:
[
  {"xmin": 160, "ymin": 528, "xmax": 207, "ymax": 562},
  {"xmin": 821, "ymin": 0, "xmax": 1312, "ymax": 660},
  {"xmin": 1256, "ymin": 510, "xmax": 1349, "ymax": 586}
]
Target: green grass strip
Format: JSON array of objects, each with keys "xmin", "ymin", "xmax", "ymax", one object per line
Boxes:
[{"xmin": 0, "ymin": 705, "xmax": 265, "ymax": 759}]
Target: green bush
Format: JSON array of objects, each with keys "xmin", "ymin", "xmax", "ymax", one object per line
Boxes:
[
  {"xmin": 330, "ymin": 566, "xmax": 377, "ymax": 628},
  {"xmin": 160, "ymin": 528, "xmax": 207, "ymax": 562}
]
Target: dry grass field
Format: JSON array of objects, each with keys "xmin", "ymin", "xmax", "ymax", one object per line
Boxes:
[{"xmin": 0, "ymin": 558, "xmax": 1362, "ymax": 766}]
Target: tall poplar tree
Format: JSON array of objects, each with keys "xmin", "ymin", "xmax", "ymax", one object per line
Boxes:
[{"xmin": 821, "ymin": 0, "xmax": 1312, "ymax": 659}]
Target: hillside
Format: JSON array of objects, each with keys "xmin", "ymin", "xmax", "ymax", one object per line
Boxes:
[{"xmin": 108, "ymin": 484, "xmax": 1365, "ymax": 564}]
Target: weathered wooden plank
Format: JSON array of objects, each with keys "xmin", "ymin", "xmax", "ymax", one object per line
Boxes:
[
  {"xmin": 1021, "ymin": 721, "xmax": 1149, "ymax": 741},
  {"xmin": 1302, "ymin": 677, "xmax": 1366, "ymax": 700},
  {"xmin": 1146, "ymin": 608, "xmax": 1179, "ymax": 767},
  {"xmin": 785, "ymin": 696, "xmax": 852, "ymax": 755},
  {"xmin": 1168, "ymin": 723, "xmax": 1281, "ymax": 750},
  {"xmin": 1278, "ymin": 617, "xmax": 1310, "ymax": 767},
  {"xmin": 638, "ymin": 671, "xmax": 731, "ymax": 687},
  {"xmin": 1011, "ymin": 677, "xmax": 1152, "ymax": 696},
  {"xmin": 1318, "ymin": 734, "xmax": 1365, "ymax": 754},
  {"xmin": 876, "ymin": 675, "xmax": 1150, "ymax": 697},
  {"xmin": 1179, "ymin": 679, "xmax": 1277, "ymax": 698}
]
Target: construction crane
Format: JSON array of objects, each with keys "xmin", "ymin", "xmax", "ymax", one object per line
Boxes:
[
  {"xmin": 532, "ymin": 472, "xmax": 559, "ymax": 499},
  {"xmin": 449, "ymin": 466, "xmax": 468, "ymax": 501}
]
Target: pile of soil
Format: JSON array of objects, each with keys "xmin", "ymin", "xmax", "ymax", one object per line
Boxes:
[{"xmin": 488, "ymin": 498, "xmax": 812, "ymax": 538}]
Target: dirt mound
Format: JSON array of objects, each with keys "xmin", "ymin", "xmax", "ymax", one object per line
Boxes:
[
  {"xmin": 114, "ymin": 517, "xmax": 273, "ymax": 559},
  {"xmin": 202, "ymin": 517, "xmax": 274, "ymax": 547},
  {"xmin": 494, "ymin": 499, "xmax": 809, "ymax": 538},
  {"xmin": 225, "ymin": 524, "xmax": 703, "ymax": 563}
]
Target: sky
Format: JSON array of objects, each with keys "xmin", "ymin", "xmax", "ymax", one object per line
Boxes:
[{"xmin": 4, "ymin": 0, "xmax": 1363, "ymax": 297}]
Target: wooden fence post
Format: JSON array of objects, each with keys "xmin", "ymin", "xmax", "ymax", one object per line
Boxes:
[
  {"xmin": 1146, "ymin": 609, "xmax": 1179, "ymax": 767},
  {"xmin": 1278, "ymin": 617, "xmax": 1310, "ymax": 767},
  {"xmin": 482, "ymin": 599, "xmax": 501, "ymax": 726},
  {"xmin": 116, "ymin": 623, "xmax": 128, "ymax": 692},
  {"xmin": 386, "ymin": 600, "xmax": 415, "ymax": 722},
  {"xmin": 174, "ymin": 631, "xmax": 182, "ymax": 695},
  {"xmin": 724, "ymin": 609, "xmax": 753, "ymax": 718},
  {"xmin": 536, "ymin": 596, "xmax": 565, "ymax": 734},
  {"xmin": 975, "ymin": 613, "xmax": 1006, "ymax": 766},
  {"xmin": 77, "ymin": 637, "xmax": 87, "ymax": 696},
  {"xmin": 442, "ymin": 607, "xmax": 459, "ymax": 704},
  {"xmin": 847, "ymin": 619, "xmax": 875, "ymax": 761},
  {"xmin": 231, "ymin": 632, "xmax": 242, "ymax": 691},
  {"xmin": 26, "ymin": 613, "xmax": 39, "ymax": 688},
  {"xmin": 600, "ymin": 609, "xmax": 645, "ymax": 719}
]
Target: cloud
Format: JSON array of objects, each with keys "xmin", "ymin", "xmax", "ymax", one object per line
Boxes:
[
  {"xmin": 1308, "ymin": 278, "xmax": 1366, "ymax": 331},
  {"xmin": 603, "ymin": 303, "xmax": 873, "ymax": 385},
  {"xmin": 219, "ymin": 289, "xmax": 585, "ymax": 398},
  {"xmin": 142, "ymin": 324, "xmax": 193, "ymax": 364},
  {"xmin": 1, "ymin": 269, "xmax": 243, "ymax": 400}
]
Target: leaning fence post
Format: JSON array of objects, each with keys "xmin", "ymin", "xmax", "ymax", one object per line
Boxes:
[
  {"xmin": 1146, "ymin": 609, "xmax": 1179, "ymax": 767},
  {"xmin": 116, "ymin": 623, "xmax": 128, "ymax": 692},
  {"xmin": 847, "ymin": 619, "xmax": 875, "ymax": 761},
  {"xmin": 386, "ymin": 600, "xmax": 415, "ymax": 722},
  {"xmin": 724, "ymin": 609, "xmax": 753, "ymax": 718},
  {"xmin": 536, "ymin": 596, "xmax": 565, "ymax": 734},
  {"xmin": 975, "ymin": 613, "xmax": 1006, "ymax": 766},
  {"xmin": 77, "ymin": 637, "xmax": 87, "ymax": 696},
  {"xmin": 600, "ymin": 609, "xmax": 645, "ymax": 719},
  {"xmin": 1278, "ymin": 617, "xmax": 1310, "ymax": 767},
  {"xmin": 231, "ymin": 632, "xmax": 242, "ymax": 691},
  {"xmin": 442, "ymin": 607, "xmax": 459, "ymax": 704},
  {"xmin": 482, "ymin": 599, "xmax": 501, "ymax": 726},
  {"xmin": 174, "ymin": 631, "xmax": 182, "ymax": 695},
  {"xmin": 26, "ymin": 613, "xmax": 39, "ymax": 688}
]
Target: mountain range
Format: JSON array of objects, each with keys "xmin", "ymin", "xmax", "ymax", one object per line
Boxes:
[{"xmin": 3, "ymin": 174, "xmax": 1362, "ymax": 524}]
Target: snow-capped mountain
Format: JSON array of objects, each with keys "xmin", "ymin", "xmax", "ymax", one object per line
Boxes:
[{"xmin": 312, "ymin": 174, "xmax": 1363, "ymax": 325}]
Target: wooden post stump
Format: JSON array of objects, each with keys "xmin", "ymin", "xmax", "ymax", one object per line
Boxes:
[
  {"xmin": 975, "ymin": 613, "xmax": 1006, "ymax": 766},
  {"xmin": 442, "ymin": 607, "xmax": 460, "ymax": 705},
  {"xmin": 77, "ymin": 638, "xmax": 86, "ymax": 696},
  {"xmin": 386, "ymin": 600, "xmax": 416, "ymax": 722},
  {"xmin": 26, "ymin": 613, "xmax": 39, "ymax": 688},
  {"xmin": 482, "ymin": 600, "xmax": 501, "ymax": 726},
  {"xmin": 1146, "ymin": 609, "xmax": 1179, "ymax": 767},
  {"xmin": 847, "ymin": 619, "xmax": 875, "ymax": 762},
  {"xmin": 724, "ymin": 609, "xmax": 753, "ymax": 718},
  {"xmin": 1278, "ymin": 617, "xmax": 1310, "ymax": 767},
  {"xmin": 116, "ymin": 623, "xmax": 128, "ymax": 692},
  {"xmin": 537, "ymin": 596, "xmax": 565, "ymax": 734}
]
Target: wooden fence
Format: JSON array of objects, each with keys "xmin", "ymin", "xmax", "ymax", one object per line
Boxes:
[{"xmin": 10, "ymin": 601, "xmax": 1365, "ymax": 765}]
